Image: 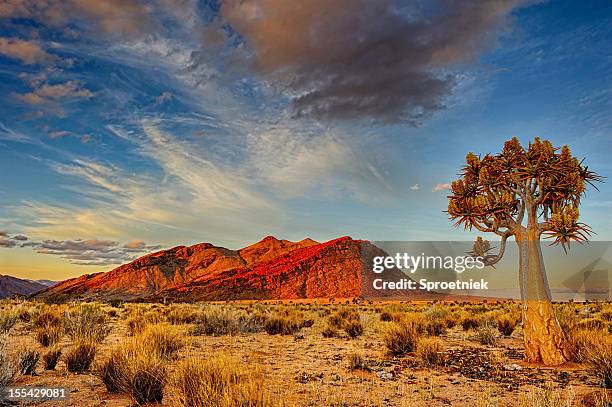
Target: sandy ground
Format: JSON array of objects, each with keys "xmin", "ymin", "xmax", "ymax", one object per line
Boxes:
[{"xmin": 3, "ymin": 304, "xmax": 610, "ymax": 407}]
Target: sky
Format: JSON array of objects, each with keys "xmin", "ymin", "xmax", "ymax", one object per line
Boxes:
[{"xmin": 0, "ymin": 0, "xmax": 611, "ymax": 281}]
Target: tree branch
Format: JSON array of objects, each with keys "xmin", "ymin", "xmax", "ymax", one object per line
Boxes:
[{"xmin": 481, "ymin": 233, "xmax": 511, "ymax": 267}]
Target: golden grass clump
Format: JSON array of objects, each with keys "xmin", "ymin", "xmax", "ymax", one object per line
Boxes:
[
  {"xmin": 460, "ymin": 316, "xmax": 480, "ymax": 331},
  {"xmin": 0, "ymin": 312, "xmax": 18, "ymax": 334},
  {"xmin": 140, "ymin": 323, "xmax": 185, "ymax": 360},
  {"xmin": 347, "ymin": 352, "xmax": 367, "ymax": 371},
  {"xmin": 64, "ymin": 339, "xmax": 97, "ymax": 373},
  {"xmin": 97, "ymin": 341, "xmax": 167, "ymax": 405},
  {"xmin": 474, "ymin": 326, "xmax": 498, "ymax": 345},
  {"xmin": 496, "ymin": 314, "xmax": 518, "ymax": 337},
  {"xmin": 42, "ymin": 346, "xmax": 62, "ymax": 370},
  {"xmin": 584, "ymin": 334, "xmax": 612, "ymax": 388},
  {"xmin": 35, "ymin": 325, "xmax": 63, "ymax": 347},
  {"xmin": 171, "ymin": 355, "xmax": 272, "ymax": 407},
  {"xmin": 0, "ymin": 340, "xmax": 15, "ymax": 394},
  {"xmin": 415, "ymin": 337, "xmax": 446, "ymax": 366},
  {"xmin": 383, "ymin": 320, "xmax": 420, "ymax": 355},
  {"xmin": 63, "ymin": 304, "xmax": 110, "ymax": 343}
]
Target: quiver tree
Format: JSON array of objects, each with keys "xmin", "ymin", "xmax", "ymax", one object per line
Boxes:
[{"xmin": 447, "ymin": 137, "xmax": 601, "ymax": 365}]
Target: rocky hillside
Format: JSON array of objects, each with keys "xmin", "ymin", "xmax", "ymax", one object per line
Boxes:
[
  {"xmin": 0, "ymin": 275, "xmax": 54, "ymax": 298},
  {"xmin": 35, "ymin": 236, "xmax": 418, "ymax": 302}
]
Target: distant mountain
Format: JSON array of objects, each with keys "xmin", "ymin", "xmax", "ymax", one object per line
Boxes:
[
  {"xmin": 0, "ymin": 275, "xmax": 55, "ymax": 298},
  {"xmin": 35, "ymin": 236, "xmax": 423, "ymax": 302}
]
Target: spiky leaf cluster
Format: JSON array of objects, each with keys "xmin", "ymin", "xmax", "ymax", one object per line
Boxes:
[{"xmin": 448, "ymin": 137, "xmax": 601, "ymax": 248}]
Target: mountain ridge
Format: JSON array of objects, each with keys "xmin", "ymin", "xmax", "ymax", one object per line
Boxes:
[{"xmin": 35, "ymin": 236, "xmax": 420, "ymax": 302}]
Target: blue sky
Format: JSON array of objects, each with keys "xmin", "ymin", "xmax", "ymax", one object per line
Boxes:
[{"xmin": 0, "ymin": 0, "xmax": 611, "ymax": 280}]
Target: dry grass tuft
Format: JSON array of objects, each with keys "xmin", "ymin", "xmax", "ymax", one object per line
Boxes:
[
  {"xmin": 383, "ymin": 320, "xmax": 420, "ymax": 355},
  {"xmin": 97, "ymin": 341, "xmax": 167, "ymax": 404},
  {"xmin": 42, "ymin": 347, "xmax": 62, "ymax": 370},
  {"xmin": 65, "ymin": 339, "xmax": 97, "ymax": 373},
  {"xmin": 584, "ymin": 335, "xmax": 612, "ymax": 388},
  {"xmin": 497, "ymin": 314, "xmax": 518, "ymax": 337},
  {"xmin": 416, "ymin": 337, "xmax": 445, "ymax": 366},
  {"xmin": 64, "ymin": 304, "xmax": 110, "ymax": 343},
  {"xmin": 172, "ymin": 355, "xmax": 272, "ymax": 407},
  {"xmin": 18, "ymin": 348, "xmax": 39, "ymax": 375},
  {"xmin": 347, "ymin": 352, "xmax": 367, "ymax": 371},
  {"xmin": 140, "ymin": 323, "xmax": 184, "ymax": 360}
]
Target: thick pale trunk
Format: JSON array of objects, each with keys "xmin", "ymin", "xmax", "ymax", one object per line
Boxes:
[{"xmin": 517, "ymin": 228, "xmax": 570, "ymax": 365}]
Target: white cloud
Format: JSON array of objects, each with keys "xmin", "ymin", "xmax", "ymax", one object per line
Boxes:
[
  {"xmin": 433, "ymin": 183, "xmax": 451, "ymax": 192},
  {"xmin": 410, "ymin": 184, "xmax": 420, "ymax": 191}
]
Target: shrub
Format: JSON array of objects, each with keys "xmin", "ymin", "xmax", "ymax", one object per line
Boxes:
[
  {"xmin": 64, "ymin": 304, "xmax": 110, "ymax": 343},
  {"xmin": 97, "ymin": 342, "xmax": 167, "ymax": 404},
  {"xmin": 569, "ymin": 328, "xmax": 603, "ymax": 362},
  {"xmin": 383, "ymin": 321, "xmax": 420, "ymax": 355},
  {"xmin": 425, "ymin": 319, "xmax": 446, "ymax": 336},
  {"xmin": 576, "ymin": 318, "xmax": 607, "ymax": 331},
  {"xmin": 172, "ymin": 355, "xmax": 271, "ymax": 407},
  {"xmin": 343, "ymin": 320, "xmax": 364, "ymax": 338},
  {"xmin": 65, "ymin": 339, "xmax": 97, "ymax": 373},
  {"xmin": 347, "ymin": 352, "xmax": 367, "ymax": 371},
  {"xmin": 192, "ymin": 308, "xmax": 239, "ymax": 336},
  {"xmin": 584, "ymin": 336, "xmax": 612, "ymax": 388},
  {"xmin": 167, "ymin": 307, "xmax": 199, "ymax": 325},
  {"xmin": 140, "ymin": 323, "xmax": 184, "ymax": 359},
  {"xmin": 0, "ymin": 312, "xmax": 18, "ymax": 334},
  {"xmin": 35, "ymin": 325, "xmax": 63, "ymax": 347},
  {"xmin": 126, "ymin": 316, "xmax": 146, "ymax": 336},
  {"xmin": 600, "ymin": 310, "xmax": 612, "ymax": 321},
  {"xmin": 461, "ymin": 316, "xmax": 480, "ymax": 331},
  {"xmin": 475, "ymin": 327, "xmax": 498, "ymax": 345},
  {"xmin": 33, "ymin": 310, "xmax": 62, "ymax": 329},
  {"xmin": 19, "ymin": 349, "xmax": 39, "ymax": 375},
  {"xmin": 264, "ymin": 315, "xmax": 302, "ymax": 335},
  {"xmin": 0, "ymin": 340, "xmax": 15, "ymax": 396},
  {"xmin": 380, "ymin": 311, "xmax": 393, "ymax": 322},
  {"xmin": 42, "ymin": 347, "xmax": 62, "ymax": 370},
  {"xmin": 416, "ymin": 338, "xmax": 445, "ymax": 366},
  {"xmin": 497, "ymin": 315, "xmax": 517, "ymax": 337},
  {"xmin": 321, "ymin": 325, "xmax": 339, "ymax": 338},
  {"xmin": 328, "ymin": 309, "xmax": 359, "ymax": 329}
]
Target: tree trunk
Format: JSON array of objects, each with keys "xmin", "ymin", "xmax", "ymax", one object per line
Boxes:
[{"xmin": 516, "ymin": 228, "xmax": 570, "ymax": 365}]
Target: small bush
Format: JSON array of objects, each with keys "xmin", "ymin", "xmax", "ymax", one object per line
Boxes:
[
  {"xmin": 19, "ymin": 349, "xmax": 39, "ymax": 375},
  {"xmin": 0, "ymin": 312, "xmax": 18, "ymax": 334},
  {"xmin": 383, "ymin": 321, "xmax": 420, "ymax": 355},
  {"xmin": 140, "ymin": 323, "xmax": 184, "ymax": 359},
  {"xmin": 64, "ymin": 304, "xmax": 110, "ymax": 343},
  {"xmin": 264, "ymin": 315, "xmax": 302, "ymax": 335},
  {"xmin": 497, "ymin": 315, "xmax": 517, "ymax": 337},
  {"xmin": 328, "ymin": 309, "xmax": 359, "ymax": 329},
  {"xmin": 97, "ymin": 342, "xmax": 167, "ymax": 404},
  {"xmin": 65, "ymin": 339, "xmax": 97, "ymax": 373},
  {"xmin": 321, "ymin": 325, "xmax": 339, "ymax": 338},
  {"xmin": 576, "ymin": 318, "xmax": 607, "ymax": 331},
  {"xmin": 344, "ymin": 320, "xmax": 364, "ymax": 338},
  {"xmin": 33, "ymin": 310, "xmax": 62, "ymax": 329},
  {"xmin": 461, "ymin": 316, "xmax": 480, "ymax": 331},
  {"xmin": 585, "ymin": 336, "xmax": 612, "ymax": 388},
  {"xmin": 35, "ymin": 325, "xmax": 63, "ymax": 347},
  {"xmin": 42, "ymin": 347, "xmax": 62, "ymax": 370},
  {"xmin": 167, "ymin": 307, "xmax": 199, "ymax": 325},
  {"xmin": 569, "ymin": 328, "xmax": 601, "ymax": 362},
  {"xmin": 425, "ymin": 319, "xmax": 446, "ymax": 336},
  {"xmin": 347, "ymin": 352, "xmax": 367, "ymax": 371},
  {"xmin": 172, "ymin": 355, "xmax": 271, "ymax": 407},
  {"xmin": 416, "ymin": 338, "xmax": 445, "ymax": 366},
  {"xmin": 380, "ymin": 311, "xmax": 393, "ymax": 322},
  {"xmin": 0, "ymin": 341, "xmax": 15, "ymax": 395},
  {"xmin": 475, "ymin": 327, "xmax": 498, "ymax": 345}
]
